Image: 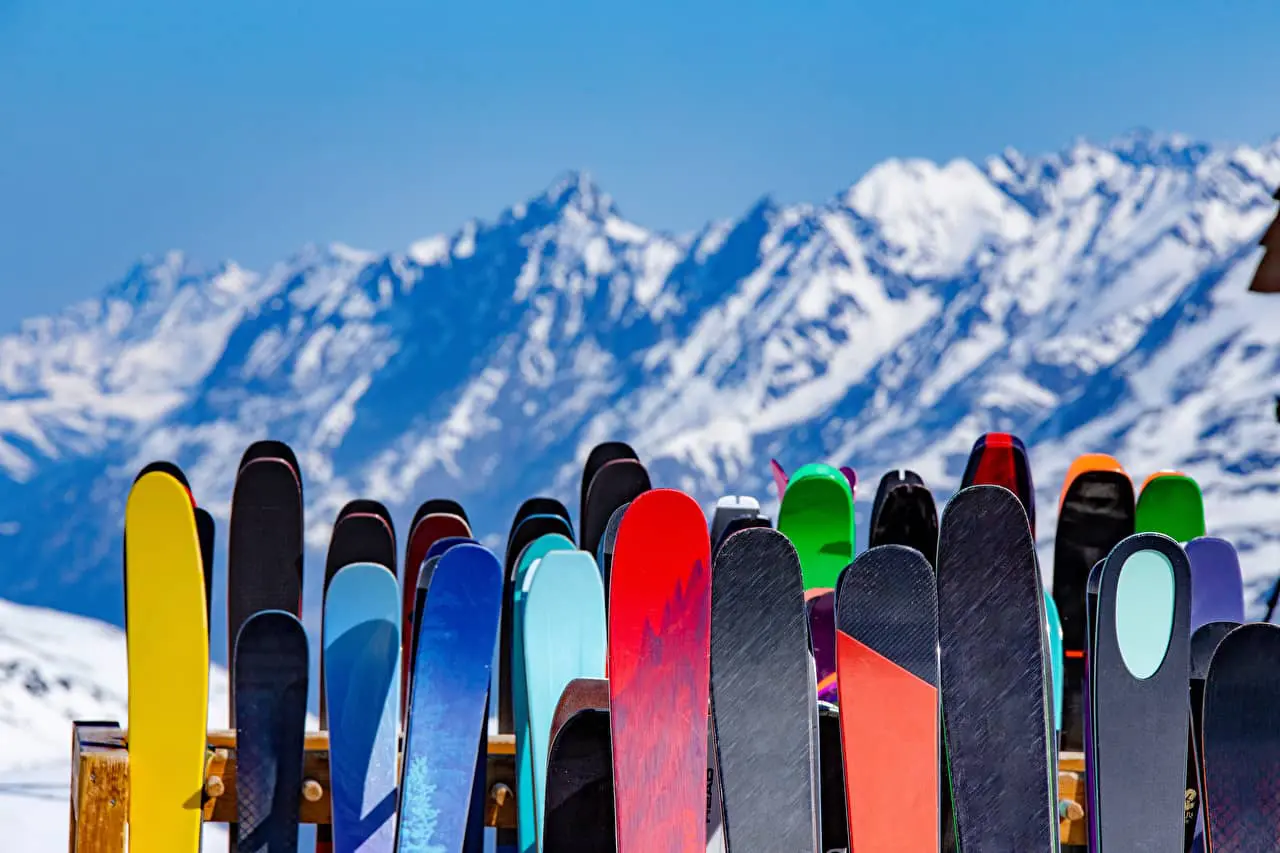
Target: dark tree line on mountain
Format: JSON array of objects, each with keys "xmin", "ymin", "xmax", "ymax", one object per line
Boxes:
[{"xmin": 1249, "ymin": 184, "xmax": 1280, "ymax": 294}]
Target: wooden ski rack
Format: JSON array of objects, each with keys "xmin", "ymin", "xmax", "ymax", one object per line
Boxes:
[{"xmin": 68, "ymin": 720, "xmax": 1087, "ymax": 850}]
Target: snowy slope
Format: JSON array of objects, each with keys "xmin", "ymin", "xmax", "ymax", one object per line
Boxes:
[
  {"xmin": 0, "ymin": 129, "xmax": 1276, "ymax": 659},
  {"xmin": 0, "ymin": 597, "xmax": 232, "ymax": 849}
]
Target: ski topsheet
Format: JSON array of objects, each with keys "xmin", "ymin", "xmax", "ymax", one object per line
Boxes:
[
  {"xmin": 1089, "ymin": 532, "xmax": 1190, "ymax": 853},
  {"xmin": 960, "ymin": 432, "xmax": 1036, "ymax": 537},
  {"xmin": 1201, "ymin": 622, "xmax": 1280, "ymax": 853},
  {"xmin": 1186, "ymin": 620, "xmax": 1239, "ymax": 850},
  {"xmin": 710, "ymin": 527, "xmax": 818, "ymax": 853},
  {"xmin": 522, "ymin": 550, "xmax": 607, "ymax": 853},
  {"xmin": 777, "ymin": 462, "xmax": 854, "ymax": 590},
  {"xmin": 937, "ymin": 485, "xmax": 1056, "ymax": 852},
  {"xmin": 1052, "ymin": 452, "xmax": 1134, "ymax": 754},
  {"xmin": 1136, "ymin": 471, "xmax": 1206, "ymax": 542},
  {"xmin": 511, "ymin": 534, "xmax": 576, "ymax": 853},
  {"xmin": 544, "ymin": 708, "xmax": 615, "ymax": 853},
  {"xmin": 549, "ymin": 676, "xmax": 609, "ymax": 748},
  {"xmin": 580, "ymin": 440, "xmax": 638, "ymax": 529},
  {"xmin": 710, "ymin": 495, "xmax": 760, "ymax": 552},
  {"xmin": 806, "ymin": 590, "xmax": 838, "ymax": 704},
  {"xmin": 234, "ymin": 610, "xmax": 309, "ymax": 853},
  {"xmin": 228, "ymin": 456, "xmax": 303, "ymax": 718},
  {"xmin": 867, "ymin": 472, "xmax": 938, "ymax": 567},
  {"xmin": 1184, "ymin": 537, "xmax": 1245, "ymax": 629},
  {"xmin": 836, "ymin": 544, "xmax": 939, "ymax": 853},
  {"xmin": 609, "ymin": 489, "xmax": 712, "ymax": 853},
  {"xmin": 125, "ymin": 470, "xmax": 210, "ymax": 853},
  {"xmin": 402, "ymin": 510, "xmax": 471, "ymax": 718},
  {"xmin": 581, "ymin": 457, "xmax": 651, "ymax": 562},
  {"xmin": 398, "ymin": 544, "xmax": 501, "ymax": 853},
  {"xmin": 322, "ymin": 562, "xmax": 400, "ymax": 853}
]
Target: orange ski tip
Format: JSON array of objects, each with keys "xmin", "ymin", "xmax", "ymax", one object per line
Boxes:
[
  {"xmin": 1057, "ymin": 453, "xmax": 1129, "ymax": 510},
  {"xmin": 1139, "ymin": 469, "xmax": 1188, "ymax": 493}
]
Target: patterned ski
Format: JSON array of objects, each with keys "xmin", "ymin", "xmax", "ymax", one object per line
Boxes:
[
  {"xmin": 776, "ymin": 463, "xmax": 854, "ymax": 590},
  {"xmin": 511, "ymin": 533, "xmax": 576, "ymax": 853},
  {"xmin": 609, "ymin": 489, "xmax": 712, "ymax": 853},
  {"xmin": 867, "ymin": 471, "xmax": 938, "ymax": 567},
  {"xmin": 960, "ymin": 432, "xmax": 1036, "ymax": 537},
  {"xmin": 712, "ymin": 516, "xmax": 771, "ymax": 558},
  {"xmin": 937, "ymin": 485, "xmax": 1056, "ymax": 851},
  {"xmin": 397, "ymin": 544, "xmax": 502, "ymax": 853},
  {"xmin": 522, "ymin": 550, "xmax": 607, "ymax": 852},
  {"xmin": 124, "ymin": 470, "xmax": 210, "ymax": 853},
  {"xmin": 580, "ymin": 441, "xmax": 639, "ymax": 529},
  {"xmin": 544, "ymin": 708, "xmax": 615, "ymax": 853},
  {"xmin": 1136, "ymin": 471, "xmax": 1206, "ymax": 542},
  {"xmin": 1201, "ymin": 622, "xmax": 1280, "ymax": 853},
  {"xmin": 234, "ymin": 610, "xmax": 309, "ymax": 853},
  {"xmin": 1185, "ymin": 537, "xmax": 1245, "ymax": 629},
  {"xmin": 1052, "ymin": 452, "xmax": 1134, "ymax": 753},
  {"xmin": 228, "ymin": 456, "xmax": 304, "ymax": 720},
  {"xmin": 806, "ymin": 590, "xmax": 837, "ymax": 704},
  {"xmin": 1186, "ymin": 620, "xmax": 1239, "ymax": 851},
  {"xmin": 323, "ymin": 562, "xmax": 400, "ymax": 853},
  {"xmin": 580, "ymin": 457, "xmax": 651, "ymax": 561},
  {"xmin": 836, "ymin": 544, "xmax": 939, "ymax": 853},
  {"xmin": 1089, "ymin": 532, "xmax": 1190, "ymax": 853},
  {"xmin": 410, "ymin": 536, "xmax": 479, "ymax": 680},
  {"xmin": 402, "ymin": 510, "xmax": 472, "ymax": 718},
  {"xmin": 710, "ymin": 527, "xmax": 818, "ymax": 852}
]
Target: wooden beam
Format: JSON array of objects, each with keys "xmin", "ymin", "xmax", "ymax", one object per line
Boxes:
[{"xmin": 70, "ymin": 720, "xmax": 1083, "ymax": 845}]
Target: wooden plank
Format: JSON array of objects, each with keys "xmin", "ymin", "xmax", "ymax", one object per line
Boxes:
[{"xmin": 70, "ymin": 722, "xmax": 128, "ymax": 853}]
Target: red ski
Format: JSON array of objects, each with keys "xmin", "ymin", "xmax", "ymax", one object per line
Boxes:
[{"xmin": 608, "ymin": 489, "xmax": 712, "ymax": 853}]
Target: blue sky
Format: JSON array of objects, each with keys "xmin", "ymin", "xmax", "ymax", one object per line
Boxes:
[{"xmin": 1, "ymin": 0, "xmax": 1278, "ymax": 319}]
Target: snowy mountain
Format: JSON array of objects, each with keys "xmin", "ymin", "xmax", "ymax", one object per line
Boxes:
[{"xmin": 0, "ymin": 129, "xmax": 1278, "ymax": 669}]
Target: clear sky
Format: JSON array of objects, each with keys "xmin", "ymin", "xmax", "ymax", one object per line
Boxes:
[{"xmin": 1, "ymin": 0, "xmax": 1278, "ymax": 320}]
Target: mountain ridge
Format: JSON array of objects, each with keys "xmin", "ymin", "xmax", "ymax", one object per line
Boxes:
[{"xmin": 0, "ymin": 128, "xmax": 1277, "ymax": 664}]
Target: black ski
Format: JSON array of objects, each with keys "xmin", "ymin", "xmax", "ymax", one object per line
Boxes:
[
  {"xmin": 579, "ymin": 440, "xmax": 638, "ymax": 527},
  {"xmin": 579, "ymin": 458, "xmax": 650, "ymax": 566},
  {"xmin": 544, "ymin": 708, "xmax": 615, "ymax": 853},
  {"xmin": 866, "ymin": 471, "xmax": 938, "ymax": 567}
]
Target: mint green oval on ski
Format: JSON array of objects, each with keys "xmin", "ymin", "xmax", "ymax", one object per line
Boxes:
[
  {"xmin": 1114, "ymin": 549, "xmax": 1176, "ymax": 679},
  {"xmin": 522, "ymin": 550, "xmax": 607, "ymax": 853},
  {"xmin": 1135, "ymin": 473, "xmax": 1205, "ymax": 543},
  {"xmin": 777, "ymin": 462, "xmax": 854, "ymax": 589},
  {"xmin": 511, "ymin": 532, "xmax": 575, "ymax": 853}
]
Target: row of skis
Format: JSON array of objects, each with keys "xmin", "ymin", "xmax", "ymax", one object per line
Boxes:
[{"xmin": 116, "ymin": 435, "xmax": 1274, "ymax": 853}]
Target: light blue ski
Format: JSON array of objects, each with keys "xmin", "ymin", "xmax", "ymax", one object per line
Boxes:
[
  {"xmin": 511, "ymin": 533, "xmax": 576, "ymax": 853},
  {"xmin": 1043, "ymin": 590, "xmax": 1065, "ymax": 734},
  {"xmin": 397, "ymin": 543, "xmax": 502, "ymax": 852},
  {"xmin": 323, "ymin": 562, "xmax": 401, "ymax": 853},
  {"xmin": 522, "ymin": 549, "xmax": 607, "ymax": 853}
]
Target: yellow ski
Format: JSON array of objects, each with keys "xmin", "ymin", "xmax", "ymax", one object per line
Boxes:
[{"xmin": 125, "ymin": 470, "xmax": 209, "ymax": 852}]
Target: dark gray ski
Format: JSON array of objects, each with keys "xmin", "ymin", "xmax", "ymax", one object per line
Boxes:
[{"xmin": 544, "ymin": 708, "xmax": 615, "ymax": 853}]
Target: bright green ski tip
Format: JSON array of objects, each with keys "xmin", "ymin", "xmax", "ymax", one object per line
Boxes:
[
  {"xmin": 777, "ymin": 462, "xmax": 854, "ymax": 589},
  {"xmin": 1135, "ymin": 472, "xmax": 1205, "ymax": 543}
]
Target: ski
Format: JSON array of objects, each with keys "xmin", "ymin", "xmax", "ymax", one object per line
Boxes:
[
  {"xmin": 816, "ymin": 702, "xmax": 847, "ymax": 853},
  {"xmin": 836, "ymin": 544, "xmax": 939, "ymax": 853},
  {"xmin": 710, "ymin": 527, "xmax": 818, "ymax": 852},
  {"xmin": 323, "ymin": 562, "xmax": 400, "ymax": 853},
  {"xmin": 1053, "ymin": 452, "xmax": 1134, "ymax": 754},
  {"xmin": 1185, "ymin": 620, "xmax": 1238, "ymax": 851},
  {"xmin": 234, "ymin": 610, "xmax": 309, "ymax": 853},
  {"xmin": 960, "ymin": 432, "xmax": 1036, "ymax": 536},
  {"xmin": 709, "ymin": 495, "xmax": 760, "ymax": 552},
  {"xmin": 522, "ymin": 550, "xmax": 607, "ymax": 853},
  {"xmin": 543, "ymin": 708, "xmax": 615, "ymax": 853},
  {"xmin": 867, "ymin": 470, "xmax": 938, "ymax": 567},
  {"xmin": 549, "ymin": 677, "xmax": 608, "ymax": 748},
  {"xmin": 1089, "ymin": 532, "xmax": 1190, "ymax": 852},
  {"xmin": 806, "ymin": 589, "xmax": 837, "ymax": 704},
  {"xmin": 579, "ymin": 441, "xmax": 639, "ymax": 529},
  {"xmin": 609, "ymin": 489, "xmax": 712, "ymax": 853},
  {"xmin": 1201, "ymin": 622, "xmax": 1280, "ymax": 853},
  {"xmin": 776, "ymin": 462, "xmax": 854, "ymax": 590},
  {"xmin": 1185, "ymin": 537, "xmax": 1245, "ymax": 629},
  {"xmin": 402, "ymin": 507, "xmax": 472, "ymax": 717},
  {"xmin": 124, "ymin": 469, "xmax": 210, "ymax": 853},
  {"xmin": 580, "ymin": 457, "xmax": 651, "ymax": 561},
  {"xmin": 937, "ymin": 485, "xmax": 1056, "ymax": 851},
  {"xmin": 398, "ymin": 544, "xmax": 501, "ymax": 853},
  {"xmin": 1135, "ymin": 471, "xmax": 1205, "ymax": 541}
]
